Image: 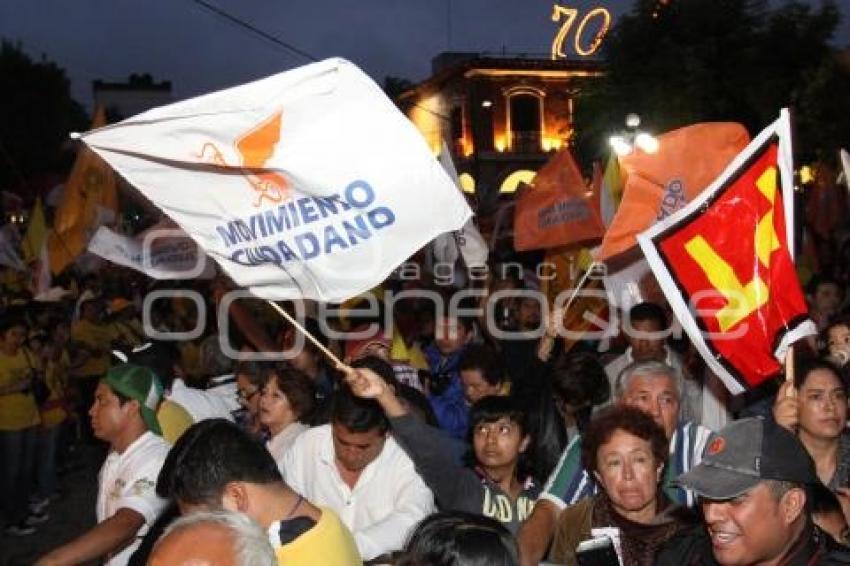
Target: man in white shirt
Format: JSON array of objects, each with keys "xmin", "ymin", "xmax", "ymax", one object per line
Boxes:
[
  {"xmin": 126, "ymin": 341, "xmax": 240, "ymax": 423},
  {"xmin": 36, "ymin": 364, "xmax": 170, "ymax": 566},
  {"xmin": 282, "ymin": 385, "xmax": 434, "ymax": 560}
]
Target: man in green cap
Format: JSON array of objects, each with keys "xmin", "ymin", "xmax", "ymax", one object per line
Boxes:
[{"xmin": 35, "ymin": 364, "xmax": 171, "ymax": 566}]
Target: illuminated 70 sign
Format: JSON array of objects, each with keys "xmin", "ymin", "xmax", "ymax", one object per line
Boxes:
[{"xmin": 551, "ymin": 4, "xmax": 612, "ymax": 59}]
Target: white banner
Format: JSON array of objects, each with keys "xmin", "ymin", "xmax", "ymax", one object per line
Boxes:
[
  {"xmin": 88, "ymin": 224, "xmax": 215, "ymax": 279},
  {"xmin": 75, "ymin": 58, "xmax": 471, "ymax": 302}
]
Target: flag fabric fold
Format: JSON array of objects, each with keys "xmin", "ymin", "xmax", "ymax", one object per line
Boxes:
[
  {"xmin": 598, "ymin": 122, "xmax": 750, "ymax": 261},
  {"xmin": 637, "ymin": 109, "xmax": 816, "ymax": 395},
  {"xmin": 75, "ymin": 58, "xmax": 471, "ymax": 303},
  {"xmin": 513, "ymin": 148, "xmax": 604, "ymax": 252}
]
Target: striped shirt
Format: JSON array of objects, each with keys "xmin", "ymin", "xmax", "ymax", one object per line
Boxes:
[{"xmin": 541, "ymin": 421, "xmax": 712, "ymax": 509}]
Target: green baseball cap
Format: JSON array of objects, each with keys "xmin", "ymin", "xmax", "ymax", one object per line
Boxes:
[{"xmin": 103, "ymin": 364, "xmax": 163, "ymax": 435}]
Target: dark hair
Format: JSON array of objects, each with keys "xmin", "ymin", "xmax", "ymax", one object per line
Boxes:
[
  {"xmin": 810, "ymin": 481, "xmax": 838, "ymax": 516},
  {"xmin": 628, "ymin": 302, "xmax": 668, "ymax": 330},
  {"xmin": 434, "ymin": 292, "xmax": 478, "ymax": 334},
  {"xmin": 126, "ymin": 341, "xmax": 180, "ymax": 389},
  {"xmin": 350, "ymin": 355, "xmax": 400, "ymax": 391},
  {"xmin": 469, "ymin": 395, "xmax": 526, "ymax": 437},
  {"xmin": 808, "ymin": 275, "xmax": 845, "ymax": 298},
  {"xmin": 156, "ymin": 419, "xmax": 282, "ymax": 502},
  {"xmin": 0, "ymin": 312, "xmax": 27, "ymax": 334},
  {"xmin": 551, "ymin": 352, "xmax": 610, "ymax": 407},
  {"xmin": 581, "ymin": 405, "xmax": 669, "ymax": 476},
  {"xmin": 795, "ymin": 357, "xmax": 850, "ymax": 391},
  {"xmin": 459, "ymin": 344, "xmax": 504, "ymax": 386},
  {"xmin": 821, "ymin": 315, "xmax": 850, "ymax": 353},
  {"xmin": 331, "ymin": 384, "xmax": 389, "ymax": 434},
  {"xmin": 468, "ymin": 396, "xmax": 532, "ymax": 479},
  {"xmin": 235, "ymin": 360, "xmax": 272, "ymax": 389},
  {"xmin": 264, "ymin": 366, "xmax": 316, "ymax": 423},
  {"xmin": 397, "ymin": 511, "xmax": 518, "ymax": 566}
]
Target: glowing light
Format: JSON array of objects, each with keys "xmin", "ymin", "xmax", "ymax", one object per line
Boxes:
[
  {"xmin": 551, "ymin": 4, "xmax": 612, "ymax": 59},
  {"xmin": 462, "ymin": 139, "xmax": 474, "ymax": 157},
  {"xmin": 481, "ymin": 99, "xmax": 493, "ymax": 108},
  {"xmin": 495, "ymin": 136, "xmax": 507, "ymax": 152},
  {"xmin": 625, "ymin": 113, "xmax": 641, "ymax": 128},
  {"xmin": 459, "ymin": 173, "xmax": 476, "ymax": 194},
  {"xmin": 609, "ymin": 135, "xmax": 632, "ymax": 156},
  {"xmin": 543, "ymin": 137, "xmax": 563, "ymax": 151},
  {"xmin": 799, "ymin": 165, "xmax": 815, "ymax": 185},
  {"xmin": 500, "ymin": 170, "xmax": 537, "ymax": 193},
  {"xmin": 635, "ymin": 132, "xmax": 659, "ymax": 154},
  {"xmin": 573, "ymin": 7, "xmax": 612, "ymax": 57}
]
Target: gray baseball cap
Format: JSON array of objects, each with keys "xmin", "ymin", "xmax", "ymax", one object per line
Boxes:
[{"xmin": 677, "ymin": 417, "xmax": 818, "ymax": 500}]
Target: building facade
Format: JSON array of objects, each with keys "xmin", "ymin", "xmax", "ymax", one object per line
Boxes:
[{"xmin": 399, "ymin": 52, "xmax": 603, "ymax": 207}]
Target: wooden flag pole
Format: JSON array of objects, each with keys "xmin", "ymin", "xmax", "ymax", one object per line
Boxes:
[
  {"xmin": 785, "ymin": 343, "xmax": 795, "ymax": 386},
  {"xmin": 265, "ymin": 300, "xmax": 347, "ymax": 371}
]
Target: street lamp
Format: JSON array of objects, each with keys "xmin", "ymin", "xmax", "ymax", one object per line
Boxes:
[{"xmin": 608, "ymin": 113, "xmax": 659, "ymax": 156}]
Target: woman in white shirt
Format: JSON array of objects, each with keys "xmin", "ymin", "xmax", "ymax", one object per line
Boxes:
[{"xmin": 260, "ymin": 365, "xmax": 315, "ymax": 462}]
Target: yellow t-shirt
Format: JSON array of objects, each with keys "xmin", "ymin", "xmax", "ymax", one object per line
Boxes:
[
  {"xmin": 40, "ymin": 350, "xmax": 71, "ymax": 429},
  {"xmin": 0, "ymin": 349, "xmax": 41, "ymax": 431},
  {"xmin": 156, "ymin": 399, "xmax": 194, "ymax": 445},
  {"xmin": 274, "ymin": 506, "xmax": 362, "ymax": 566},
  {"xmin": 71, "ymin": 320, "xmax": 114, "ymax": 377}
]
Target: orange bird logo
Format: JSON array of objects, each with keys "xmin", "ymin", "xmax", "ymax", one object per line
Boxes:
[{"xmin": 195, "ymin": 108, "xmax": 290, "ymax": 207}]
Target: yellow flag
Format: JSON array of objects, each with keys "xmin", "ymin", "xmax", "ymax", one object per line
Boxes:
[
  {"xmin": 22, "ymin": 198, "xmax": 47, "ymax": 263},
  {"xmin": 49, "ymin": 106, "xmax": 118, "ymax": 274}
]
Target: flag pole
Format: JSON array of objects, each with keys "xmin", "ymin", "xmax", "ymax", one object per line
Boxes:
[{"xmin": 265, "ymin": 300, "xmax": 347, "ymax": 370}]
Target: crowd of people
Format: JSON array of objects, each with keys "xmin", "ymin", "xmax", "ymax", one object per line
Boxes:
[{"xmin": 2, "ymin": 258, "xmax": 850, "ymax": 565}]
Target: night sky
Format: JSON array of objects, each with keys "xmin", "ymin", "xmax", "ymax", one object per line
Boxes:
[{"xmin": 2, "ymin": 0, "xmax": 848, "ymax": 112}]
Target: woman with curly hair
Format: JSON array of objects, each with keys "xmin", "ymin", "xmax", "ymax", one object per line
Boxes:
[{"xmin": 550, "ymin": 404, "xmax": 694, "ymax": 565}]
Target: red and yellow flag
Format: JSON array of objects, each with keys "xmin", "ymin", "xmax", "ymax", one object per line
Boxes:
[
  {"xmin": 48, "ymin": 106, "xmax": 118, "ymax": 274},
  {"xmin": 598, "ymin": 122, "xmax": 749, "ymax": 261},
  {"xmin": 513, "ymin": 148, "xmax": 604, "ymax": 252},
  {"xmin": 638, "ymin": 110, "xmax": 815, "ymax": 394}
]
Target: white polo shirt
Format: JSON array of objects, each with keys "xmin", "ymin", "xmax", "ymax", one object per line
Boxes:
[
  {"xmin": 96, "ymin": 431, "xmax": 170, "ymax": 566},
  {"xmin": 281, "ymin": 424, "xmax": 434, "ymax": 560},
  {"xmin": 166, "ymin": 375, "xmax": 240, "ymax": 423}
]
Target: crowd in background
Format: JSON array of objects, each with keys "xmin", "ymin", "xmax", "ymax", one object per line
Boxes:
[{"xmin": 2, "ymin": 237, "xmax": 850, "ymax": 565}]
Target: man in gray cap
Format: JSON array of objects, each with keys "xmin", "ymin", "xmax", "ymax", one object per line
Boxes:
[{"xmin": 657, "ymin": 417, "xmax": 850, "ymax": 565}]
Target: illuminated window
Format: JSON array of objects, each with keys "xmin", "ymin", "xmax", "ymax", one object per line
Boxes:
[
  {"xmin": 500, "ymin": 170, "xmax": 537, "ymax": 193},
  {"xmin": 505, "ymin": 88, "xmax": 544, "ymax": 152},
  {"xmin": 459, "ymin": 173, "xmax": 475, "ymax": 194}
]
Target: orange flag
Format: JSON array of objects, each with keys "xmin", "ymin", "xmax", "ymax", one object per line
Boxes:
[
  {"xmin": 597, "ymin": 122, "xmax": 749, "ymax": 261},
  {"xmin": 49, "ymin": 106, "xmax": 118, "ymax": 274},
  {"xmin": 513, "ymin": 148, "xmax": 604, "ymax": 252}
]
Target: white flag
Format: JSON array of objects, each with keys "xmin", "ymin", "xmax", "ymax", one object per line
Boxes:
[
  {"xmin": 88, "ymin": 223, "xmax": 215, "ymax": 280},
  {"xmin": 75, "ymin": 58, "xmax": 471, "ymax": 302},
  {"xmin": 435, "ymin": 141, "xmax": 488, "ymax": 269}
]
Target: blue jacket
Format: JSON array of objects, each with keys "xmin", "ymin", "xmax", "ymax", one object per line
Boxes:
[{"xmin": 425, "ymin": 344, "xmax": 468, "ymax": 440}]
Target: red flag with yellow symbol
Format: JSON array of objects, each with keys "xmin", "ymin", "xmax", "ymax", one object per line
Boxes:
[
  {"xmin": 599, "ymin": 122, "xmax": 750, "ymax": 261},
  {"xmin": 638, "ymin": 110, "xmax": 816, "ymax": 394},
  {"xmin": 513, "ymin": 148, "xmax": 604, "ymax": 252},
  {"xmin": 48, "ymin": 106, "xmax": 118, "ymax": 274}
]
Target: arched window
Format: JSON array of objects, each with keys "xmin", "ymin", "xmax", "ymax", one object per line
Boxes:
[{"xmin": 505, "ymin": 89, "xmax": 544, "ymax": 152}]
